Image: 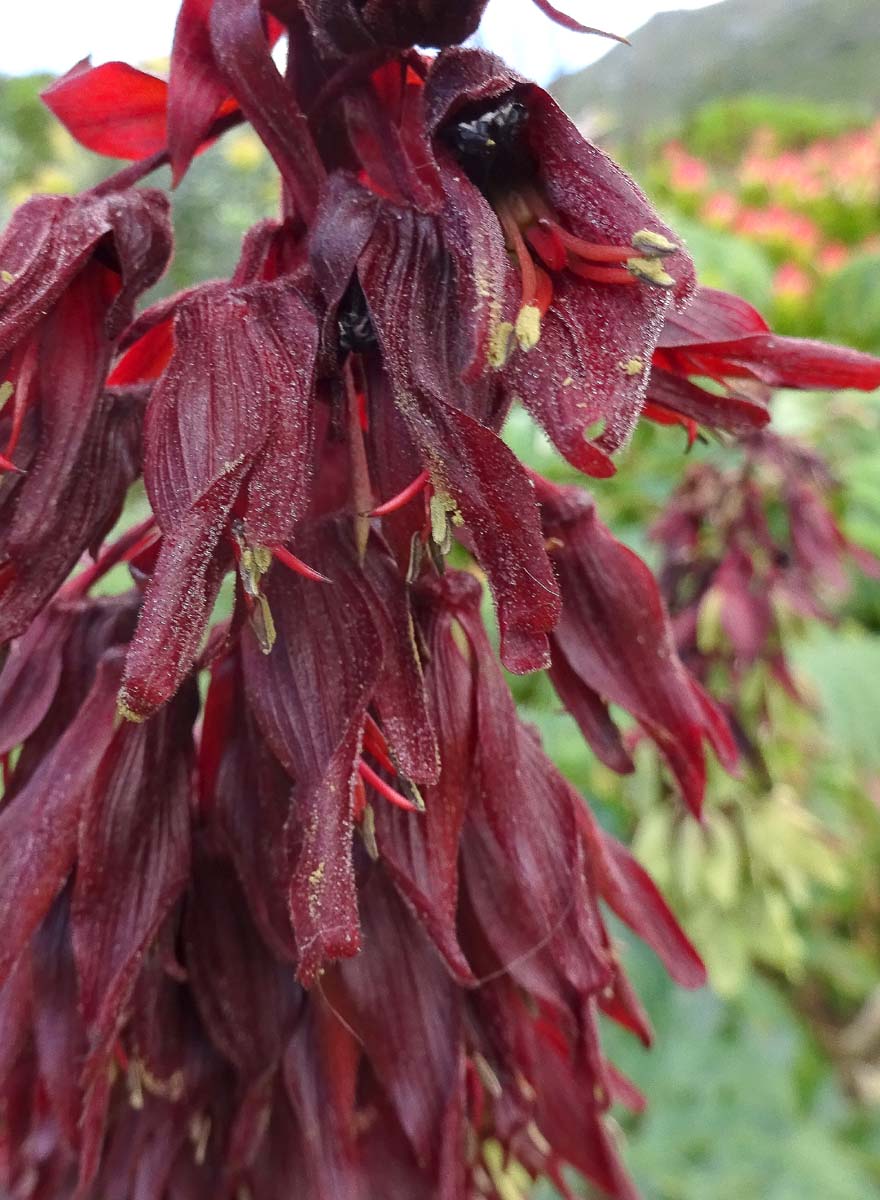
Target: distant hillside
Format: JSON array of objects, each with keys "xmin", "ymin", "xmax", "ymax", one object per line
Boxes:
[{"xmin": 552, "ymin": 0, "xmax": 880, "ymax": 136}]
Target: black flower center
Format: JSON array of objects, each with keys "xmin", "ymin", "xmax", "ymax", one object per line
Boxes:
[{"xmin": 440, "ymin": 96, "xmax": 533, "ymax": 193}]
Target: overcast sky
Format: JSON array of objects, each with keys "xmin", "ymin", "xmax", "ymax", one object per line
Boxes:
[{"xmin": 1, "ymin": 0, "xmax": 718, "ymax": 85}]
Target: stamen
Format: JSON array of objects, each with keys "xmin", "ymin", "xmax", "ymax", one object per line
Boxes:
[
  {"xmin": 631, "ymin": 229, "xmax": 679, "ymax": 258},
  {"xmin": 271, "ymin": 544, "xmax": 332, "ymax": 584},
  {"xmin": 0, "ymin": 452, "xmax": 23, "ymax": 475},
  {"xmin": 567, "ymin": 260, "xmax": 637, "ymax": 286},
  {"xmin": 497, "ymin": 201, "xmax": 543, "ymax": 351},
  {"xmin": 362, "ymin": 713, "xmax": 396, "ymax": 774},
  {"xmin": 353, "ymin": 774, "xmax": 367, "ymax": 822},
  {"xmin": 370, "ymin": 469, "xmax": 430, "ymax": 516},
  {"xmin": 357, "ymin": 759, "xmax": 422, "ymax": 813},
  {"xmin": 524, "ymin": 223, "xmax": 566, "ymax": 271},
  {"xmin": 626, "ymin": 256, "xmax": 675, "ymax": 289},
  {"xmin": 542, "ymin": 219, "xmax": 632, "ymax": 264}
]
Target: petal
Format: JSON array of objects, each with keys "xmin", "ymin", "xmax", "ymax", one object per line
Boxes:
[
  {"xmin": 539, "ymin": 480, "xmax": 736, "ymax": 815},
  {"xmin": 209, "ymin": 0, "xmax": 325, "ymax": 216},
  {"xmin": 0, "ymin": 605, "xmax": 75, "ymax": 755},
  {"xmin": 659, "ymin": 286, "xmax": 771, "ymax": 348},
  {"xmin": 701, "ymin": 334, "xmax": 880, "ymax": 391},
  {"xmin": 0, "ymin": 653, "xmax": 121, "ymax": 987},
  {"xmin": 373, "ymin": 589, "xmax": 474, "ymax": 982},
  {"xmin": 42, "ymin": 59, "xmax": 169, "ymax": 160},
  {"xmin": 184, "ymin": 846, "xmax": 287, "ymax": 1075},
  {"xmin": 212, "ymin": 665, "xmax": 298, "ymax": 962},
  {"xmin": 359, "ymin": 536, "xmax": 439, "ymax": 784},
  {"xmin": 32, "ymin": 891, "xmax": 86, "ymax": 1150},
  {"xmin": 0, "ymin": 378, "xmax": 145, "ymax": 645},
  {"xmin": 242, "ymin": 523, "xmax": 383, "ymax": 981},
  {"xmin": 645, "ymin": 365, "xmax": 770, "ymax": 434},
  {"xmin": 325, "ymin": 869, "xmax": 462, "ymax": 1170},
  {"xmin": 546, "ymin": 645, "xmax": 634, "ymax": 775},
  {"xmin": 120, "ymin": 468, "xmax": 242, "ymax": 719},
  {"xmin": 144, "ymin": 280, "xmax": 316, "ymax": 540},
  {"xmin": 168, "ymin": 0, "xmax": 233, "ymax": 184},
  {"xmin": 0, "ymin": 189, "xmax": 171, "ymax": 359},
  {"xmin": 72, "ymin": 682, "xmax": 197, "ymax": 1047},
  {"xmin": 577, "ymin": 806, "xmax": 706, "ymax": 988},
  {"xmin": 282, "ymin": 996, "xmax": 361, "ymax": 1200}
]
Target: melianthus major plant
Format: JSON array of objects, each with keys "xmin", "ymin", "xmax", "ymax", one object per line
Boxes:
[{"xmin": 1, "ymin": 3, "xmax": 879, "ymax": 1198}]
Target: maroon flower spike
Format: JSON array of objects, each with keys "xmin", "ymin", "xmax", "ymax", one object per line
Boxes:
[{"xmin": 1, "ymin": 2, "xmax": 879, "ymax": 1198}]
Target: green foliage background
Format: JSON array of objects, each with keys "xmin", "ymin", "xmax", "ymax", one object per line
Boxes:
[{"xmin": 2, "ymin": 63, "xmax": 879, "ymax": 1200}]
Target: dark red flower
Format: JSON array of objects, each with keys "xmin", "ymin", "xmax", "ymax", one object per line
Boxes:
[
  {"xmin": 0, "ymin": 2, "xmax": 878, "ymax": 1197},
  {"xmin": 0, "ymin": 189, "xmax": 170, "ymax": 638},
  {"xmin": 119, "ymin": 275, "xmax": 319, "ymax": 720},
  {"xmin": 535, "ymin": 474, "xmax": 737, "ymax": 816}
]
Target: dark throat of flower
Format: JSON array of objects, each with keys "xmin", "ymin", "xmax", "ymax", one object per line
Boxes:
[{"xmin": 442, "ymin": 95, "xmax": 680, "ymax": 355}]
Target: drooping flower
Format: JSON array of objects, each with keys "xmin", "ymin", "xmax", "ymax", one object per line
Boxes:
[
  {"xmin": 0, "ymin": 2, "xmax": 879, "ymax": 1198},
  {"xmin": 0, "ymin": 189, "xmax": 171, "ymax": 639},
  {"xmin": 534, "ymin": 474, "xmax": 737, "ymax": 816}
]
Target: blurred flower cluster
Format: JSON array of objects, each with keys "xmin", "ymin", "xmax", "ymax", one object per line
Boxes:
[{"xmin": 656, "ymin": 119, "xmax": 880, "ymax": 335}]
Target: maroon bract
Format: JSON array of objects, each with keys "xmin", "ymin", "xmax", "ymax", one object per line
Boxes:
[{"xmin": 0, "ymin": 3, "xmax": 878, "ymax": 1198}]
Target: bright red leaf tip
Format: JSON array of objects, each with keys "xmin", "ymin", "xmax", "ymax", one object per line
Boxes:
[{"xmin": 41, "ymin": 59, "xmax": 169, "ymax": 161}]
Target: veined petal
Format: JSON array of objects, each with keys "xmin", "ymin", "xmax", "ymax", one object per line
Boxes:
[
  {"xmin": 0, "ymin": 653, "xmax": 121, "ymax": 987},
  {"xmin": 185, "ymin": 846, "xmax": 288, "ymax": 1076},
  {"xmin": 242, "ymin": 522, "xmax": 383, "ymax": 982},
  {"xmin": 325, "ymin": 869, "xmax": 462, "ymax": 1170},
  {"xmin": 72, "ymin": 681, "xmax": 197, "ymax": 1048},
  {"xmin": 374, "ymin": 586, "xmax": 474, "ymax": 982},
  {"xmin": 538, "ymin": 479, "xmax": 736, "ymax": 815},
  {"xmin": 169, "ymin": 0, "xmax": 233, "ymax": 184}
]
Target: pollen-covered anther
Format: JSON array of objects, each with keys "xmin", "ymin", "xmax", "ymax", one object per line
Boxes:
[
  {"xmin": 116, "ymin": 696, "xmax": 146, "ymax": 725},
  {"xmin": 626, "ymin": 256, "xmax": 676, "ymax": 289},
  {"xmin": 515, "ymin": 304, "xmax": 542, "ymax": 352},
  {"xmin": 621, "ymin": 357, "xmax": 645, "ymax": 376},
  {"xmin": 631, "ymin": 229, "xmax": 679, "ymax": 258},
  {"xmin": 230, "ymin": 521, "xmax": 277, "ymax": 654},
  {"xmin": 0, "ymin": 270, "xmax": 14, "ymax": 284},
  {"xmin": 497, "ymin": 198, "xmax": 547, "ymax": 352}
]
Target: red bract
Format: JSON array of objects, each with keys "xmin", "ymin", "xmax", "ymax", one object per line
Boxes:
[
  {"xmin": 1, "ymin": 3, "xmax": 879, "ymax": 1198},
  {"xmin": 645, "ymin": 286, "xmax": 880, "ymax": 440}
]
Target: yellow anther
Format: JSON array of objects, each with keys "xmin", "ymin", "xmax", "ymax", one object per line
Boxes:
[
  {"xmin": 514, "ymin": 304, "xmax": 542, "ymax": 351},
  {"xmin": 631, "ymin": 229, "xmax": 679, "ymax": 258},
  {"xmin": 488, "ymin": 320, "xmax": 514, "ymax": 369},
  {"xmin": 627, "ymin": 256, "xmax": 675, "ymax": 289}
]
